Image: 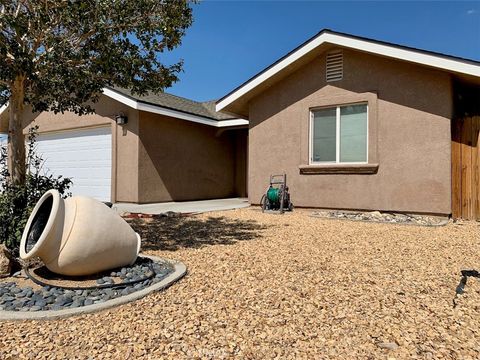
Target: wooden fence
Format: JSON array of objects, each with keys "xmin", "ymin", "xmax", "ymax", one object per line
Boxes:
[{"xmin": 452, "ymin": 116, "xmax": 480, "ymax": 220}]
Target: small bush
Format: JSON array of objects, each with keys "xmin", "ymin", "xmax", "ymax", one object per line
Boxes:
[{"xmin": 0, "ymin": 126, "xmax": 72, "ymax": 256}]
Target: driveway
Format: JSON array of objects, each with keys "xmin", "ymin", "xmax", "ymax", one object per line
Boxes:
[{"xmin": 113, "ymin": 197, "xmax": 250, "ymax": 215}]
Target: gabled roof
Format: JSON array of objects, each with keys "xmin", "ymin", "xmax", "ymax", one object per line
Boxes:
[
  {"xmin": 0, "ymin": 88, "xmax": 248, "ymax": 131},
  {"xmin": 109, "ymin": 87, "xmax": 236, "ymax": 121},
  {"xmin": 103, "ymin": 87, "xmax": 247, "ymax": 127},
  {"xmin": 216, "ymin": 29, "xmax": 480, "ymax": 117}
]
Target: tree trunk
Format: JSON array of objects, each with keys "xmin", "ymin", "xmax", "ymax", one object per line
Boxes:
[{"xmin": 7, "ymin": 76, "xmax": 26, "ymax": 186}]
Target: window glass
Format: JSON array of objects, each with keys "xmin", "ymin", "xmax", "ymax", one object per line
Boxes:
[
  {"xmin": 312, "ymin": 108, "xmax": 336, "ymax": 162},
  {"xmin": 340, "ymin": 104, "xmax": 367, "ymax": 162}
]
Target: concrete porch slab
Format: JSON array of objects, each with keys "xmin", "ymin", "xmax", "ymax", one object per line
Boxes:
[{"xmin": 113, "ymin": 198, "xmax": 250, "ymax": 215}]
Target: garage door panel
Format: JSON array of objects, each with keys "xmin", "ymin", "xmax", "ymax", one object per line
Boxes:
[
  {"xmin": 37, "ymin": 143, "xmax": 111, "ymax": 154},
  {"xmin": 44, "ymin": 170, "xmax": 111, "ymax": 182},
  {"xmin": 36, "ymin": 141, "xmax": 110, "ymax": 153},
  {"xmin": 36, "ymin": 127, "xmax": 112, "ymax": 202},
  {"xmin": 38, "ymin": 147, "xmax": 112, "ymax": 156},
  {"xmin": 64, "ymin": 176, "xmax": 111, "ymax": 185},
  {"xmin": 40, "ymin": 161, "xmax": 111, "ymax": 171}
]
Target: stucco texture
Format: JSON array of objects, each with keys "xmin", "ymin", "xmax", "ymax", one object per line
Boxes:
[
  {"xmin": 22, "ymin": 96, "xmax": 140, "ymax": 203},
  {"xmin": 10, "ymin": 94, "xmax": 247, "ymax": 204},
  {"xmin": 25, "ymin": 96, "xmax": 248, "ymax": 203},
  {"xmin": 248, "ymin": 48, "xmax": 453, "ymax": 215},
  {"xmin": 137, "ymin": 111, "xmax": 245, "ymax": 203}
]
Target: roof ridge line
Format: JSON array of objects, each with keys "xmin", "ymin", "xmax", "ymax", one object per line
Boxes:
[{"xmin": 216, "ymin": 28, "xmax": 480, "ymax": 115}]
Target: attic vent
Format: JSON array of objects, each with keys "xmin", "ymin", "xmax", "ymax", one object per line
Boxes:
[{"xmin": 326, "ymin": 51, "xmax": 343, "ymax": 82}]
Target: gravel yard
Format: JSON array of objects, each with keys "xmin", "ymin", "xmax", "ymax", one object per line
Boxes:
[{"xmin": 1, "ymin": 207, "xmax": 480, "ymax": 359}]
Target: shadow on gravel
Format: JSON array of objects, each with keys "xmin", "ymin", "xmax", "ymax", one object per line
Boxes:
[{"xmin": 129, "ymin": 215, "xmax": 268, "ymax": 252}]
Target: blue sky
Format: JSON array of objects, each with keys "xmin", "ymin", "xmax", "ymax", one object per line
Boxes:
[{"xmin": 161, "ymin": 0, "xmax": 480, "ymax": 101}]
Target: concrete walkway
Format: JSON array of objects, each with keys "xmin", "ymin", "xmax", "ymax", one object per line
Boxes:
[{"xmin": 113, "ymin": 198, "xmax": 250, "ymax": 215}]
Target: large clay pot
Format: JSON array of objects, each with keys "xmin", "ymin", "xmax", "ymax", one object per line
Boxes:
[{"xmin": 20, "ymin": 190, "xmax": 141, "ymax": 276}]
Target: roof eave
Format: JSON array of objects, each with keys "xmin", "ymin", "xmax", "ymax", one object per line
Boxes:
[
  {"xmin": 103, "ymin": 88, "xmax": 248, "ymax": 128},
  {"xmin": 216, "ymin": 30, "xmax": 480, "ymax": 114},
  {"xmin": 0, "ymin": 90, "xmax": 249, "ymax": 131}
]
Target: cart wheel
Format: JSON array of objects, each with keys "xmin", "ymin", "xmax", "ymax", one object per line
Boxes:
[{"xmin": 260, "ymin": 194, "xmax": 267, "ymax": 212}]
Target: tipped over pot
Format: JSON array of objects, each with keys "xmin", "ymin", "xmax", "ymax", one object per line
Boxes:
[{"xmin": 20, "ymin": 190, "xmax": 141, "ymax": 276}]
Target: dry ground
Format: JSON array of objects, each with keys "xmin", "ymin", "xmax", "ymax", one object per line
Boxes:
[{"xmin": 1, "ymin": 208, "xmax": 480, "ymax": 359}]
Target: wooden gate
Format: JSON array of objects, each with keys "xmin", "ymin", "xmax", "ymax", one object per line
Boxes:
[{"xmin": 452, "ymin": 116, "xmax": 480, "ymax": 220}]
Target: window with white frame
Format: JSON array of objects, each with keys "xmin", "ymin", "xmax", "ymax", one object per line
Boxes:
[{"xmin": 310, "ymin": 103, "xmax": 368, "ymax": 163}]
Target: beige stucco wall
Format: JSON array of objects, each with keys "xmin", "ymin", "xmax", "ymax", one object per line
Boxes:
[
  {"xmin": 5, "ymin": 95, "xmax": 247, "ymax": 204},
  {"xmin": 23, "ymin": 96, "xmax": 140, "ymax": 203},
  {"xmin": 248, "ymin": 48, "xmax": 453, "ymax": 214},
  {"xmin": 234, "ymin": 129, "xmax": 248, "ymax": 197},
  {"xmin": 137, "ymin": 111, "xmax": 240, "ymax": 203}
]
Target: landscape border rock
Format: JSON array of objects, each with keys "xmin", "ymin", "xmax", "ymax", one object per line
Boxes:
[
  {"xmin": 310, "ymin": 209, "xmax": 450, "ymax": 227},
  {"xmin": 0, "ymin": 255, "xmax": 186, "ymax": 321},
  {"xmin": 0, "ymin": 244, "xmax": 13, "ymax": 278}
]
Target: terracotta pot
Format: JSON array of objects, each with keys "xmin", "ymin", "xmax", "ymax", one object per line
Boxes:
[{"xmin": 20, "ymin": 190, "xmax": 141, "ymax": 276}]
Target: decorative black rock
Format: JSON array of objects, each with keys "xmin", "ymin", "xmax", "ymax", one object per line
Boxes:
[{"xmin": 0, "ymin": 258, "xmax": 173, "ymax": 312}]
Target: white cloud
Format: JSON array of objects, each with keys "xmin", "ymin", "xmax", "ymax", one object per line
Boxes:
[{"xmin": 467, "ymin": 9, "xmax": 477, "ymax": 15}]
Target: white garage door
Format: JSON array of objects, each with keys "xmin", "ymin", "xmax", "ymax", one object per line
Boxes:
[{"xmin": 36, "ymin": 127, "xmax": 112, "ymax": 202}]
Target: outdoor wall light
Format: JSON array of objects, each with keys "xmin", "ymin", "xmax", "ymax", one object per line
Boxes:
[{"xmin": 115, "ymin": 113, "xmax": 128, "ymax": 125}]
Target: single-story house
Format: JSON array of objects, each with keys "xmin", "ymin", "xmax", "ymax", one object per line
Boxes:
[
  {"xmin": 1, "ymin": 29, "xmax": 479, "ymax": 219},
  {"xmin": 0, "ymin": 88, "xmax": 248, "ymax": 203},
  {"xmin": 216, "ymin": 29, "xmax": 480, "ymax": 219}
]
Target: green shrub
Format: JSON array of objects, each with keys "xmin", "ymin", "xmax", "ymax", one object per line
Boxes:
[{"xmin": 0, "ymin": 126, "xmax": 72, "ymax": 256}]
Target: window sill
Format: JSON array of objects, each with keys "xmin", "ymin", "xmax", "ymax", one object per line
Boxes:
[{"xmin": 299, "ymin": 163, "xmax": 379, "ymax": 175}]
